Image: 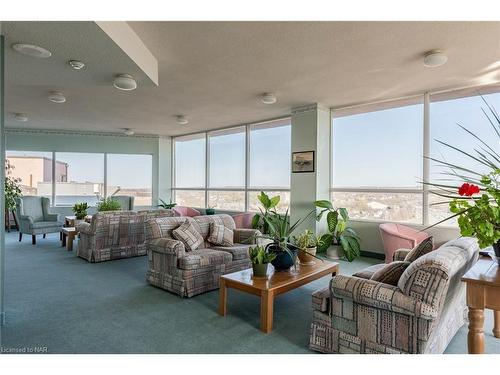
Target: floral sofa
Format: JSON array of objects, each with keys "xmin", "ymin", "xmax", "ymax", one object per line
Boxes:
[
  {"xmin": 145, "ymin": 214, "xmax": 260, "ymax": 297},
  {"xmin": 309, "ymin": 237, "xmax": 479, "ymax": 354},
  {"xmin": 76, "ymin": 209, "xmax": 173, "ymax": 262}
]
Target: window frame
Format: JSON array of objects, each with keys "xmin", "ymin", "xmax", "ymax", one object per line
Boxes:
[{"xmin": 172, "ymin": 118, "xmax": 291, "ymax": 212}]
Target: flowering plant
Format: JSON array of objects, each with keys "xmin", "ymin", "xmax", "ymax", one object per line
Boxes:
[{"xmin": 425, "ymin": 98, "xmax": 500, "ymax": 249}]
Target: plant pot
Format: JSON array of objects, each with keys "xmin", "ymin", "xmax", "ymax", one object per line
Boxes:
[
  {"xmin": 267, "ymin": 243, "xmax": 297, "ymax": 271},
  {"xmin": 326, "ymin": 244, "xmax": 344, "ymax": 260},
  {"xmin": 298, "ymin": 247, "xmax": 317, "ymax": 265},
  {"xmin": 205, "ymin": 208, "xmax": 215, "ymax": 215},
  {"xmin": 252, "ymin": 263, "xmax": 269, "ymax": 278},
  {"xmin": 492, "ymin": 239, "xmax": 500, "ymax": 265}
]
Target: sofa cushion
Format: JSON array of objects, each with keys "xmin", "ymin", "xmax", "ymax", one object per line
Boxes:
[
  {"xmin": 207, "ymin": 223, "xmax": 234, "ymax": 246},
  {"xmin": 404, "ymin": 236, "xmax": 434, "ymax": 262},
  {"xmin": 370, "ymin": 261, "xmax": 411, "ymax": 286},
  {"xmin": 352, "ymin": 263, "xmax": 385, "ymax": 279},
  {"xmin": 177, "ymin": 249, "xmax": 232, "ymax": 270},
  {"xmin": 172, "ymin": 220, "xmax": 204, "ymax": 251},
  {"xmin": 209, "ymin": 244, "xmax": 250, "ymax": 260},
  {"xmin": 312, "ymin": 286, "xmax": 330, "ymax": 313}
]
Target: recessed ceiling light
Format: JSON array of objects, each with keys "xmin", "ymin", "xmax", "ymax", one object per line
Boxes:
[
  {"xmin": 68, "ymin": 60, "xmax": 85, "ymax": 70},
  {"xmin": 123, "ymin": 128, "xmax": 135, "ymax": 136},
  {"xmin": 12, "ymin": 43, "xmax": 52, "ymax": 58},
  {"xmin": 423, "ymin": 50, "xmax": 448, "ymax": 68},
  {"xmin": 48, "ymin": 91, "xmax": 66, "ymax": 103},
  {"xmin": 176, "ymin": 115, "xmax": 189, "ymax": 125},
  {"xmin": 14, "ymin": 113, "xmax": 28, "ymax": 122},
  {"xmin": 113, "ymin": 74, "xmax": 137, "ymax": 91},
  {"xmin": 261, "ymin": 93, "xmax": 277, "ymax": 104}
]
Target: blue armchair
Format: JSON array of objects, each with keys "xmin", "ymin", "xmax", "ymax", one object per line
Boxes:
[{"xmin": 16, "ymin": 196, "xmax": 63, "ymax": 244}]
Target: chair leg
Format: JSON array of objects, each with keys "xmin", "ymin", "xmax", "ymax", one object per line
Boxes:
[
  {"xmin": 32, "ymin": 235, "xmax": 36, "ymax": 245},
  {"xmin": 43, "ymin": 233, "xmax": 46, "ymax": 239},
  {"xmin": 19, "ymin": 233, "xmax": 22, "ymax": 242}
]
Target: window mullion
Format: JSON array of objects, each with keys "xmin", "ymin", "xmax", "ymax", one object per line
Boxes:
[{"xmin": 422, "ymin": 92, "xmax": 430, "ymax": 226}]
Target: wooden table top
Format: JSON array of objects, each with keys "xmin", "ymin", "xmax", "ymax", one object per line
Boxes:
[
  {"xmin": 462, "ymin": 257, "xmax": 500, "ymax": 287},
  {"xmin": 221, "ymin": 260, "xmax": 339, "ymax": 292},
  {"xmin": 61, "ymin": 227, "xmax": 77, "ymax": 234}
]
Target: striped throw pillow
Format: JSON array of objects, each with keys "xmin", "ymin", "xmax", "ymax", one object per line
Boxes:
[
  {"xmin": 172, "ymin": 220, "xmax": 204, "ymax": 251},
  {"xmin": 207, "ymin": 223, "xmax": 234, "ymax": 247}
]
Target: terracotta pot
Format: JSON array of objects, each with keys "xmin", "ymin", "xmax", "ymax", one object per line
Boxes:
[{"xmin": 297, "ymin": 247, "xmax": 317, "ymax": 265}]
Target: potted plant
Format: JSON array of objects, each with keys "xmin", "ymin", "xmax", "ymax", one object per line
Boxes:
[
  {"xmin": 293, "ymin": 229, "xmax": 324, "ymax": 265},
  {"xmin": 72, "ymin": 202, "xmax": 89, "ymax": 223},
  {"xmin": 158, "ymin": 198, "xmax": 176, "ymax": 209},
  {"xmin": 249, "ymin": 245, "xmax": 276, "ymax": 278},
  {"xmin": 251, "ymin": 191, "xmax": 281, "ymax": 234},
  {"xmin": 205, "ymin": 206, "xmax": 216, "ymax": 215},
  {"xmin": 4, "ymin": 160, "xmax": 22, "ymax": 230},
  {"xmin": 314, "ymin": 200, "xmax": 361, "ymax": 262},
  {"xmin": 96, "ymin": 197, "xmax": 121, "ymax": 212},
  {"xmin": 425, "ymin": 99, "xmax": 500, "ymax": 263}
]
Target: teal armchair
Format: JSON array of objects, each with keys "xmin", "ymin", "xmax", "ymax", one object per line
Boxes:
[{"xmin": 16, "ymin": 196, "xmax": 63, "ymax": 244}]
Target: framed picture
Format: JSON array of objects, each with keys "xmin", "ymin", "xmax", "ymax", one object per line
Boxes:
[{"xmin": 292, "ymin": 151, "xmax": 315, "ymax": 173}]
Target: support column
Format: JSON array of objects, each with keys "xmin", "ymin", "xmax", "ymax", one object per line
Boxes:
[
  {"xmin": 290, "ymin": 104, "xmax": 331, "ymax": 235},
  {"xmin": 157, "ymin": 136, "xmax": 172, "ymax": 204},
  {"xmin": 0, "ymin": 29, "xmax": 6, "ymax": 328}
]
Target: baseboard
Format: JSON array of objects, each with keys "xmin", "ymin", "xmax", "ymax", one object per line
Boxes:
[{"xmin": 360, "ymin": 250, "xmax": 385, "ymax": 260}]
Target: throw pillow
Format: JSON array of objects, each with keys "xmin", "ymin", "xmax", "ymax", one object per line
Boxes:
[
  {"xmin": 172, "ymin": 219, "xmax": 204, "ymax": 251},
  {"xmin": 404, "ymin": 236, "xmax": 434, "ymax": 263},
  {"xmin": 207, "ymin": 222, "xmax": 234, "ymax": 247},
  {"xmin": 370, "ymin": 261, "xmax": 411, "ymax": 286}
]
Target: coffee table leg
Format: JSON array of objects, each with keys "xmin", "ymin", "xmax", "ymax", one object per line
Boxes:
[
  {"xmin": 260, "ymin": 290, "xmax": 274, "ymax": 333},
  {"xmin": 219, "ymin": 278, "xmax": 227, "ymax": 316},
  {"xmin": 62, "ymin": 233, "xmax": 67, "ymax": 247},
  {"xmin": 468, "ymin": 308, "xmax": 485, "ymax": 354},
  {"xmin": 493, "ymin": 310, "xmax": 500, "ymax": 339},
  {"xmin": 67, "ymin": 233, "xmax": 74, "ymax": 251}
]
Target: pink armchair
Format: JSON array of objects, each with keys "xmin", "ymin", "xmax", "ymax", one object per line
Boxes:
[
  {"xmin": 172, "ymin": 206, "xmax": 201, "ymax": 217},
  {"xmin": 379, "ymin": 223, "xmax": 431, "ymax": 263},
  {"xmin": 231, "ymin": 212, "xmax": 256, "ymax": 229}
]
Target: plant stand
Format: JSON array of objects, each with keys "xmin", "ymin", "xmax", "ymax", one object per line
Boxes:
[{"xmin": 4, "ymin": 209, "xmax": 19, "ymax": 232}]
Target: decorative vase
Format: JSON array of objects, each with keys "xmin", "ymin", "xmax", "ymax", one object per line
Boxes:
[
  {"xmin": 297, "ymin": 246, "xmax": 317, "ymax": 265},
  {"xmin": 492, "ymin": 239, "xmax": 500, "ymax": 265},
  {"xmin": 326, "ymin": 244, "xmax": 344, "ymax": 260},
  {"xmin": 252, "ymin": 263, "xmax": 269, "ymax": 278},
  {"xmin": 267, "ymin": 243, "xmax": 297, "ymax": 271}
]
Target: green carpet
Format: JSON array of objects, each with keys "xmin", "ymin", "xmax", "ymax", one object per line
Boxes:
[{"xmin": 1, "ymin": 232, "xmax": 499, "ymax": 354}]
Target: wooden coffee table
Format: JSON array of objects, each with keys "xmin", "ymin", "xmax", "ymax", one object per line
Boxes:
[
  {"xmin": 219, "ymin": 260, "xmax": 339, "ymax": 333},
  {"xmin": 462, "ymin": 256, "xmax": 500, "ymax": 353}
]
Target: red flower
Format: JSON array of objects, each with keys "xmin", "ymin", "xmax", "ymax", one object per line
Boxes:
[{"xmin": 458, "ymin": 183, "xmax": 480, "ymax": 197}]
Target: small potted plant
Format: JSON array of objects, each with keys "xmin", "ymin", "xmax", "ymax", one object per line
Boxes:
[
  {"xmin": 72, "ymin": 202, "xmax": 89, "ymax": 223},
  {"xmin": 205, "ymin": 206, "xmax": 216, "ymax": 215},
  {"xmin": 96, "ymin": 197, "xmax": 121, "ymax": 212},
  {"xmin": 293, "ymin": 229, "xmax": 324, "ymax": 265},
  {"xmin": 158, "ymin": 198, "xmax": 177, "ymax": 209},
  {"xmin": 249, "ymin": 245, "xmax": 276, "ymax": 278}
]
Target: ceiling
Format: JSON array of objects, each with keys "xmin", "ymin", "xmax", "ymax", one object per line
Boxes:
[{"xmin": 4, "ymin": 21, "xmax": 500, "ymax": 136}]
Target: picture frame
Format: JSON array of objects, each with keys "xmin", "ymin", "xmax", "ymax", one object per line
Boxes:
[{"xmin": 292, "ymin": 151, "xmax": 315, "ymax": 173}]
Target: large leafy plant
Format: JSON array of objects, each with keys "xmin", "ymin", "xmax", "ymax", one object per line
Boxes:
[
  {"xmin": 251, "ymin": 191, "xmax": 281, "ymax": 234},
  {"xmin": 5, "ymin": 159, "xmax": 22, "ymax": 211},
  {"xmin": 96, "ymin": 197, "xmax": 121, "ymax": 212},
  {"xmin": 314, "ymin": 200, "xmax": 361, "ymax": 262},
  {"xmin": 425, "ymin": 98, "xmax": 500, "ymax": 248}
]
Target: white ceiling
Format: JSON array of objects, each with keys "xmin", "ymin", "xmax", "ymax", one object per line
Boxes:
[{"xmin": 4, "ymin": 21, "xmax": 500, "ymax": 136}]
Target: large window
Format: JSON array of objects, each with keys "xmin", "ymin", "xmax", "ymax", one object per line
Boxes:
[
  {"xmin": 173, "ymin": 119, "xmax": 291, "ymax": 212},
  {"xmin": 55, "ymin": 152, "xmax": 104, "ymax": 206},
  {"xmin": 6, "ymin": 151, "xmax": 53, "ymax": 202},
  {"xmin": 107, "ymin": 154, "xmax": 153, "ymax": 206},
  {"xmin": 331, "ymin": 102, "xmax": 424, "ymax": 223}
]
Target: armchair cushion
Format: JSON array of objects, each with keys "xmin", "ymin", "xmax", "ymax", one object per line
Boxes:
[
  {"xmin": 370, "ymin": 261, "xmax": 411, "ymax": 286},
  {"xmin": 172, "ymin": 220, "xmax": 204, "ymax": 251},
  {"xmin": 31, "ymin": 221, "xmax": 64, "ymax": 229},
  {"xmin": 404, "ymin": 236, "xmax": 434, "ymax": 262},
  {"xmin": 178, "ymin": 249, "xmax": 232, "ymax": 270},
  {"xmin": 207, "ymin": 223, "xmax": 234, "ymax": 247}
]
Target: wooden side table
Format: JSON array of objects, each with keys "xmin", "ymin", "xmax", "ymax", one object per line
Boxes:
[
  {"xmin": 61, "ymin": 227, "xmax": 77, "ymax": 251},
  {"xmin": 462, "ymin": 257, "xmax": 500, "ymax": 354}
]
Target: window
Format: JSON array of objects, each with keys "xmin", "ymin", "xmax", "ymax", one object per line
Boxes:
[
  {"xmin": 172, "ymin": 119, "xmax": 291, "ymax": 212},
  {"xmin": 54, "ymin": 153, "xmax": 104, "ymax": 206},
  {"xmin": 331, "ymin": 101, "xmax": 424, "ymax": 224},
  {"xmin": 247, "ymin": 191, "xmax": 290, "ymax": 213},
  {"xmin": 107, "ymin": 154, "xmax": 153, "ymax": 206},
  {"xmin": 6, "ymin": 151, "xmax": 53, "ymax": 202}
]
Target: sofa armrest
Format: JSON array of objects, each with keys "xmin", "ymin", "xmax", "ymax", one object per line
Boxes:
[
  {"xmin": 45, "ymin": 213, "xmax": 59, "ymax": 222},
  {"xmin": 330, "ymin": 275, "xmax": 437, "ymax": 320},
  {"xmin": 76, "ymin": 222, "xmax": 93, "ymax": 235},
  {"xmin": 147, "ymin": 238, "xmax": 186, "ymax": 257},
  {"xmin": 233, "ymin": 228, "xmax": 261, "ymax": 244},
  {"xmin": 393, "ymin": 248, "xmax": 411, "ymax": 261}
]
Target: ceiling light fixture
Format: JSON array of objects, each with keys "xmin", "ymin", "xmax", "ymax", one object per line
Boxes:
[
  {"xmin": 423, "ymin": 50, "xmax": 448, "ymax": 68},
  {"xmin": 261, "ymin": 92, "xmax": 277, "ymax": 104},
  {"xmin": 12, "ymin": 43, "xmax": 52, "ymax": 58},
  {"xmin": 113, "ymin": 74, "xmax": 137, "ymax": 91},
  {"xmin": 176, "ymin": 115, "xmax": 189, "ymax": 125},
  {"xmin": 123, "ymin": 128, "xmax": 135, "ymax": 136},
  {"xmin": 48, "ymin": 91, "xmax": 66, "ymax": 103},
  {"xmin": 68, "ymin": 60, "xmax": 85, "ymax": 70},
  {"xmin": 14, "ymin": 113, "xmax": 28, "ymax": 122}
]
